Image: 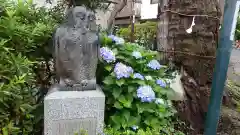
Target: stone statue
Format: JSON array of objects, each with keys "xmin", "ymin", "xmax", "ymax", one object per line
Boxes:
[{"xmin": 53, "ymin": 6, "xmax": 99, "ymax": 91}]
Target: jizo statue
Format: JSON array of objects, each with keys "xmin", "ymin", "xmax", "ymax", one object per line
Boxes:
[{"xmin": 53, "ymin": 6, "xmax": 99, "ymax": 91}]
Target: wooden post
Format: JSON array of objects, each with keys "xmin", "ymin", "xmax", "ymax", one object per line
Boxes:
[
  {"xmin": 130, "ymin": 0, "xmax": 135, "ymax": 42},
  {"xmin": 156, "ymin": 0, "xmax": 170, "ymax": 64}
]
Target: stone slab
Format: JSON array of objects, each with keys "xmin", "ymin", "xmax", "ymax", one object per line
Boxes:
[{"xmin": 44, "ymin": 86, "xmax": 105, "ymax": 135}]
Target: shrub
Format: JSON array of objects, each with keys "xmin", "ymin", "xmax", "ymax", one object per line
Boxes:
[
  {"xmin": 98, "ymin": 34, "xmax": 183, "ymax": 134},
  {"xmin": 104, "ymin": 126, "xmax": 184, "ymax": 135},
  {"xmin": 0, "ymin": 0, "xmax": 59, "ymax": 134},
  {"xmin": 117, "ymin": 22, "xmax": 157, "ymax": 50},
  {"xmin": 235, "ymin": 14, "xmax": 240, "ymax": 40}
]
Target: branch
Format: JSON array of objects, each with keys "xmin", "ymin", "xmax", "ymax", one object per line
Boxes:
[{"xmin": 107, "ymin": 0, "xmax": 128, "ymax": 33}]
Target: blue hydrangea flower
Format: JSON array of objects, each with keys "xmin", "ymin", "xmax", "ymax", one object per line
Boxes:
[
  {"xmin": 137, "ymin": 85, "xmax": 156, "ymax": 102},
  {"xmin": 108, "ymin": 35, "xmax": 118, "ymax": 42},
  {"xmin": 108, "ymin": 35, "xmax": 115, "ymax": 40},
  {"xmin": 108, "ymin": 35, "xmax": 125, "ymax": 45},
  {"xmin": 147, "ymin": 60, "xmax": 162, "ymax": 70},
  {"xmin": 114, "ymin": 62, "xmax": 133, "ymax": 79},
  {"xmin": 133, "ymin": 73, "xmax": 144, "ymax": 80},
  {"xmin": 100, "ymin": 47, "xmax": 116, "ymax": 63},
  {"xmin": 131, "ymin": 125, "xmax": 138, "ymax": 131},
  {"xmin": 155, "ymin": 98, "xmax": 164, "ymax": 104},
  {"xmin": 132, "ymin": 51, "xmax": 142, "ymax": 59},
  {"xmin": 115, "ymin": 37, "xmax": 125, "ymax": 45},
  {"xmin": 156, "ymin": 79, "xmax": 167, "ymax": 88}
]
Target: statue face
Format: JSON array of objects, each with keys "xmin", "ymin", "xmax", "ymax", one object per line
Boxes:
[
  {"xmin": 71, "ymin": 7, "xmax": 96, "ymax": 31},
  {"xmin": 72, "ymin": 7, "xmax": 86, "ymax": 27},
  {"xmin": 88, "ymin": 13, "xmax": 97, "ymax": 31}
]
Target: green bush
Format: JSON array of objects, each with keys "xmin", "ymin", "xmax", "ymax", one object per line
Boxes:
[
  {"xmin": 98, "ymin": 34, "xmax": 183, "ymax": 134},
  {"xmin": 235, "ymin": 14, "xmax": 240, "ymax": 40},
  {"xmin": 0, "ymin": 0, "xmax": 59, "ymax": 134},
  {"xmin": 104, "ymin": 126, "xmax": 185, "ymax": 135},
  {"xmin": 117, "ymin": 22, "xmax": 157, "ymax": 49}
]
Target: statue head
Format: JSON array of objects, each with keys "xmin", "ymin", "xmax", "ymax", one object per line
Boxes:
[{"xmin": 64, "ymin": 6, "xmax": 96, "ymax": 29}]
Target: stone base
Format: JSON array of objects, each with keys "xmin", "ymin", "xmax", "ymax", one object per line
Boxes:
[{"xmin": 44, "ymin": 85, "xmax": 105, "ymax": 135}]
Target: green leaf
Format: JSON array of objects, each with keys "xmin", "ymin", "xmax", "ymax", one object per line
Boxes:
[
  {"xmin": 104, "ymin": 65, "xmax": 112, "ymax": 71},
  {"xmin": 144, "ymin": 115, "xmax": 160, "ymax": 128},
  {"xmin": 118, "ymin": 95, "xmax": 126, "ymax": 103},
  {"xmin": 135, "ymin": 80, "xmax": 146, "ymax": 85},
  {"xmin": 112, "ymin": 89, "xmax": 122, "ymax": 99},
  {"xmin": 118, "ymin": 95, "xmax": 132, "ymax": 108},
  {"xmin": 103, "ymin": 76, "xmax": 114, "ymax": 85},
  {"xmin": 116, "ymin": 79, "xmax": 125, "ymax": 86},
  {"xmin": 114, "ymin": 101, "xmax": 123, "ymax": 109},
  {"xmin": 112, "ymin": 124, "xmax": 121, "ymax": 131},
  {"xmin": 128, "ymin": 116, "xmax": 141, "ymax": 126},
  {"xmin": 111, "ymin": 115, "xmax": 122, "ymax": 124},
  {"xmin": 116, "ymin": 55, "xmax": 126, "ymax": 60},
  {"xmin": 150, "ymin": 118, "xmax": 160, "ymax": 127},
  {"xmin": 127, "ymin": 86, "xmax": 135, "ymax": 93},
  {"xmin": 122, "ymin": 110, "xmax": 130, "ymax": 122},
  {"xmin": 137, "ymin": 59, "xmax": 146, "ymax": 64},
  {"xmin": 137, "ymin": 103, "xmax": 156, "ymax": 113},
  {"xmin": 111, "ymin": 115, "xmax": 126, "ymax": 129},
  {"xmin": 2, "ymin": 127, "xmax": 8, "ymax": 135},
  {"xmin": 112, "ymin": 48, "xmax": 118, "ymax": 54}
]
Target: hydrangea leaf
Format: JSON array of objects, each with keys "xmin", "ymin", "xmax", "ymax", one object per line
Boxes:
[
  {"xmin": 112, "ymin": 88, "xmax": 121, "ymax": 99},
  {"xmin": 116, "ymin": 79, "xmax": 125, "ymax": 86},
  {"xmin": 104, "ymin": 65, "xmax": 112, "ymax": 72},
  {"xmin": 103, "ymin": 76, "xmax": 114, "ymax": 85},
  {"xmin": 114, "ymin": 101, "xmax": 123, "ymax": 109}
]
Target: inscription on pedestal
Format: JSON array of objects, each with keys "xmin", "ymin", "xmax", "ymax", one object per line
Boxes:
[{"xmin": 53, "ymin": 118, "xmax": 97, "ymax": 135}]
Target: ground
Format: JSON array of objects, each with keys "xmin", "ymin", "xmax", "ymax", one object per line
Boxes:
[
  {"xmin": 227, "ymin": 48, "xmax": 240, "ymax": 85},
  {"xmin": 217, "ymin": 47, "xmax": 240, "ymax": 135}
]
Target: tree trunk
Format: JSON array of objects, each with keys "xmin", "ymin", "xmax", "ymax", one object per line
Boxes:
[
  {"xmin": 157, "ymin": 0, "xmax": 222, "ymax": 134},
  {"xmin": 107, "ymin": 0, "xmax": 128, "ymax": 33}
]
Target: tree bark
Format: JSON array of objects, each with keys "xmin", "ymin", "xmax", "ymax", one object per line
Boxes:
[
  {"xmin": 157, "ymin": 0, "xmax": 222, "ymax": 134},
  {"xmin": 107, "ymin": 0, "xmax": 128, "ymax": 33}
]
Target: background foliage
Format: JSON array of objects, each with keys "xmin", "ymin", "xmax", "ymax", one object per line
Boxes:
[
  {"xmin": 0, "ymin": 0, "xmax": 59, "ymax": 134},
  {"xmin": 48, "ymin": 0, "xmax": 110, "ymax": 11},
  {"xmin": 235, "ymin": 14, "xmax": 240, "ymax": 40},
  {"xmin": 117, "ymin": 21, "xmax": 157, "ymax": 50}
]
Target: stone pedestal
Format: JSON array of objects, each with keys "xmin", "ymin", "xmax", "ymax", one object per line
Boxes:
[{"xmin": 44, "ymin": 86, "xmax": 105, "ymax": 135}]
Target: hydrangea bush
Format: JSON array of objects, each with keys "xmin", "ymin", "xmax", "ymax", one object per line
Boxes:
[{"xmin": 98, "ymin": 34, "xmax": 184, "ymax": 134}]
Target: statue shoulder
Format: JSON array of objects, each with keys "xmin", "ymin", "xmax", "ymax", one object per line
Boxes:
[{"xmin": 54, "ymin": 25, "xmax": 68, "ymax": 37}]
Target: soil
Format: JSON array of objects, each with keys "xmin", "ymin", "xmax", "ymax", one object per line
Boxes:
[{"xmin": 217, "ymin": 106, "xmax": 240, "ymax": 135}]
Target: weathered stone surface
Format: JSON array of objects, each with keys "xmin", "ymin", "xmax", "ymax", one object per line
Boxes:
[
  {"xmin": 44, "ymin": 86, "xmax": 105, "ymax": 135},
  {"xmin": 53, "ymin": 6, "xmax": 99, "ymax": 90}
]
